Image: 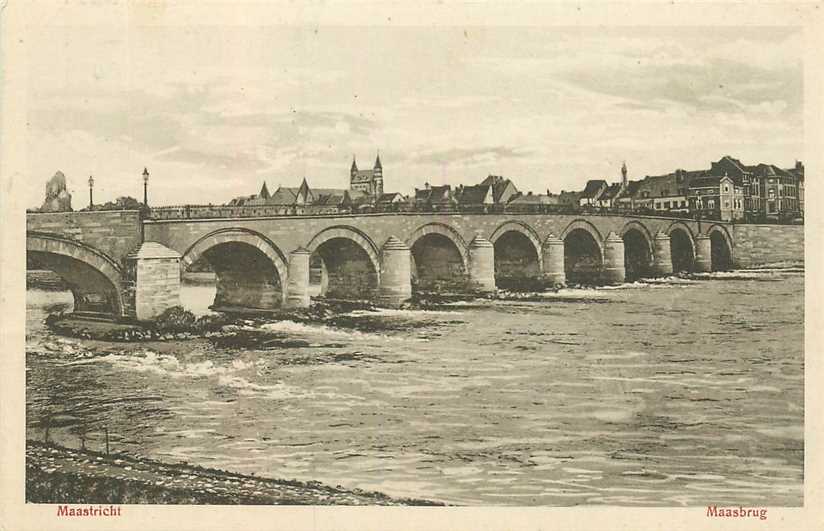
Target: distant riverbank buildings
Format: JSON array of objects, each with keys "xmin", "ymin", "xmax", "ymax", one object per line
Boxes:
[
  {"xmin": 574, "ymin": 156, "xmax": 803, "ymax": 222},
  {"xmin": 225, "ymin": 153, "xmax": 803, "ymax": 223}
]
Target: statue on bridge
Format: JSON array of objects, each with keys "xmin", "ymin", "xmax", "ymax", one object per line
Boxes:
[{"xmin": 38, "ymin": 171, "xmax": 73, "ymax": 213}]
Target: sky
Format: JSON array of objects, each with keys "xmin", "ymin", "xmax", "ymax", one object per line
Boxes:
[{"xmin": 23, "ymin": 23, "xmax": 803, "ymax": 208}]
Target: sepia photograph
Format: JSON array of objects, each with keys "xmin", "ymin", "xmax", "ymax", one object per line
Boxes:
[{"xmin": 1, "ymin": 1, "xmax": 821, "ymax": 530}]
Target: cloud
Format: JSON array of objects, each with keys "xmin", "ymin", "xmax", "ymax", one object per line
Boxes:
[
  {"xmin": 410, "ymin": 146, "xmax": 533, "ymax": 166},
  {"xmin": 21, "ymin": 25, "xmax": 804, "ymax": 206}
]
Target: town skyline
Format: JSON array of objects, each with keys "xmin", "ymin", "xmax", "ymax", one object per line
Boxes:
[
  {"xmin": 24, "ymin": 24, "xmax": 802, "ymax": 208},
  {"xmin": 36, "ymin": 150, "xmax": 801, "ymax": 209}
]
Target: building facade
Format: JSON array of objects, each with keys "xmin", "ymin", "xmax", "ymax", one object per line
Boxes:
[
  {"xmin": 688, "ymin": 175, "xmax": 745, "ymax": 221},
  {"xmin": 632, "ymin": 170, "xmax": 691, "ymax": 214},
  {"xmin": 350, "ymin": 154, "xmax": 384, "ymax": 197}
]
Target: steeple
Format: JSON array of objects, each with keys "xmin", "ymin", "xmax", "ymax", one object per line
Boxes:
[
  {"xmin": 621, "ymin": 161, "xmax": 628, "ymax": 187},
  {"xmin": 259, "ymin": 181, "xmax": 270, "ymax": 200},
  {"xmin": 373, "ymin": 151, "xmax": 384, "ymax": 196},
  {"xmin": 351, "ymin": 155, "xmax": 358, "ymax": 173},
  {"xmin": 297, "ymin": 177, "xmax": 311, "ymax": 204}
]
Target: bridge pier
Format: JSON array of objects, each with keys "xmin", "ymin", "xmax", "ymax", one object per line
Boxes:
[
  {"xmin": 468, "ymin": 235, "xmax": 496, "ymax": 293},
  {"xmin": 378, "ymin": 236, "xmax": 412, "ymax": 307},
  {"xmin": 126, "ymin": 242, "xmax": 181, "ymax": 321},
  {"xmin": 651, "ymin": 232, "xmax": 673, "ymax": 277},
  {"xmin": 694, "ymin": 234, "xmax": 712, "ymax": 273},
  {"xmin": 602, "ymin": 232, "xmax": 626, "ymax": 284},
  {"xmin": 541, "ymin": 235, "xmax": 565, "ymax": 286},
  {"xmin": 286, "ymin": 248, "xmax": 311, "ymax": 308}
]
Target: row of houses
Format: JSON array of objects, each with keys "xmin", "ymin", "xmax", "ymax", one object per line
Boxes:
[
  {"xmin": 225, "ymin": 154, "xmax": 803, "ymax": 222},
  {"xmin": 566, "ymin": 156, "xmax": 804, "ymax": 222}
]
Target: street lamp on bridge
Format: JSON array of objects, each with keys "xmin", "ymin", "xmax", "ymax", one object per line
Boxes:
[
  {"xmin": 88, "ymin": 175, "xmax": 94, "ymax": 210},
  {"xmin": 142, "ymin": 167, "xmax": 149, "ymax": 206}
]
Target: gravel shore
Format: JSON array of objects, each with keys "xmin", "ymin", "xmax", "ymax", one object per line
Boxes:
[{"xmin": 26, "ymin": 442, "xmax": 442, "ymax": 505}]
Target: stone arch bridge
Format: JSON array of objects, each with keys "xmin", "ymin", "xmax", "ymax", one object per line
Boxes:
[{"xmin": 26, "ymin": 210, "xmax": 736, "ymax": 320}]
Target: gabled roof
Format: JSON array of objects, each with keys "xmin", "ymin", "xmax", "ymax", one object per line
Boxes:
[
  {"xmin": 747, "ymin": 163, "xmax": 797, "ymax": 181},
  {"xmin": 415, "ymin": 185, "xmax": 453, "ymax": 205},
  {"xmin": 617, "ymin": 180, "xmax": 643, "ymax": 199},
  {"xmin": 580, "ymin": 179, "xmax": 608, "ymax": 199},
  {"xmin": 557, "ymin": 190, "xmax": 581, "ymax": 204},
  {"xmin": 635, "ymin": 172, "xmax": 689, "ymax": 198},
  {"xmin": 689, "ymin": 175, "xmax": 733, "ymax": 189},
  {"xmin": 269, "ymin": 187, "xmax": 299, "ymax": 205},
  {"xmin": 480, "ymin": 175, "xmax": 518, "ymax": 203},
  {"xmin": 599, "ymin": 182, "xmax": 623, "ymax": 201},
  {"xmin": 720, "ymin": 155, "xmax": 747, "ymax": 172},
  {"xmin": 509, "ymin": 193, "xmax": 558, "ymax": 205},
  {"xmin": 296, "ymin": 178, "xmax": 311, "ymax": 200},
  {"xmin": 376, "ymin": 192, "xmax": 404, "ymax": 204},
  {"xmin": 227, "ymin": 194, "xmax": 258, "ymax": 206},
  {"xmin": 456, "ymin": 184, "xmax": 493, "ymax": 205},
  {"xmin": 312, "ymin": 192, "xmax": 348, "ymax": 206}
]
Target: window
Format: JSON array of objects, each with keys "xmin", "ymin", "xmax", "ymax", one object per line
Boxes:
[
  {"xmin": 724, "ymin": 201, "xmax": 730, "ymax": 208},
  {"xmin": 708, "ymin": 199, "xmax": 715, "ymax": 209},
  {"xmin": 724, "ymin": 185, "xmax": 729, "ymax": 192},
  {"xmin": 664, "ymin": 201, "xmax": 671, "ymax": 209}
]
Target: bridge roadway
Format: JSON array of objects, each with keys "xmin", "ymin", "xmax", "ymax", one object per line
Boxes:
[{"xmin": 26, "ymin": 210, "xmax": 735, "ymax": 320}]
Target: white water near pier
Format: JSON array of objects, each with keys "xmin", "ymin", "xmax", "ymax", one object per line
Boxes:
[{"xmin": 25, "ymin": 270, "xmax": 803, "ymax": 506}]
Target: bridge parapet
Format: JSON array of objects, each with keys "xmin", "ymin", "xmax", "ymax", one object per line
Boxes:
[{"xmin": 26, "ymin": 210, "xmax": 143, "ymax": 266}]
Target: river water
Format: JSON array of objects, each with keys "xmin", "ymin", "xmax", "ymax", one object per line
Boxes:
[{"xmin": 25, "ymin": 270, "xmax": 804, "ymax": 506}]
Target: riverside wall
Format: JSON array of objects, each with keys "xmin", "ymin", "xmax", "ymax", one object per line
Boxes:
[{"xmin": 733, "ymin": 224, "xmax": 804, "ymax": 268}]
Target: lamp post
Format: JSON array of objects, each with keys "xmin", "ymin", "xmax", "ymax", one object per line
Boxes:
[
  {"xmin": 88, "ymin": 175, "xmax": 94, "ymax": 210},
  {"xmin": 142, "ymin": 167, "xmax": 149, "ymax": 206}
]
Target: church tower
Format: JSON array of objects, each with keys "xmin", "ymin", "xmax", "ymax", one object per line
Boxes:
[
  {"xmin": 350, "ymin": 156, "xmax": 358, "ymax": 188},
  {"xmin": 373, "ymin": 152, "xmax": 384, "ymax": 196},
  {"xmin": 621, "ymin": 161, "xmax": 628, "ymax": 188}
]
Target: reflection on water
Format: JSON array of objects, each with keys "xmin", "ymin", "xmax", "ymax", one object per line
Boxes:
[{"xmin": 25, "ymin": 271, "xmax": 804, "ymax": 506}]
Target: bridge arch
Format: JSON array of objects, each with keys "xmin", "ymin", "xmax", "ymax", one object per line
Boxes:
[
  {"xmin": 182, "ymin": 228, "xmax": 288, "ymax": 310},
  {"xmin": 306, "ymin": 226, "xmax": 381, "ymax": 300},
  {"xmin": 560, "ymin": 219, "xmax": 605, "ymax": 255},
  {"xmin": 560, "ymin": 219, "xmax": 604, "ymax": 285},
  {"xmin": 665, "ymin": 221, "xmax": 696, "ymax": 273},
  {"xmin": 489, "ymin": 221, "xmax": 543, "ymax": 290},
  {"xmin": 407, "ymin": 222, "xmax": 469, "ymax": 291},
  {"xmin": 707, "ymin": 224, "xmax": 734, "ymax": 271},
  {"xmin": 620, "ymin": 220, "xmax": 654, "ymax": 281},
  {"xmin": 27, "ymin": 232, "xmax": 125, "ymax": 316}
]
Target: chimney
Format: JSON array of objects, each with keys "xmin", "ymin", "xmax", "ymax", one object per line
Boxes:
[
  {"xmin": 425, "ymin": 182, "xmax": 430, "ymax": 190},
  {"xmin": 796, "ymin": 160, "xmax": 803, "ymax": 170},
  {"xmin": 528, "ymin": 191, "xmax": 533, "ymax": 196}
]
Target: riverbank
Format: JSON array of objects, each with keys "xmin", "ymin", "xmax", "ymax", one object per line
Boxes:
[{"xmin": 26, "ymin": 441, "xmax": 442, "ymax": 505}]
